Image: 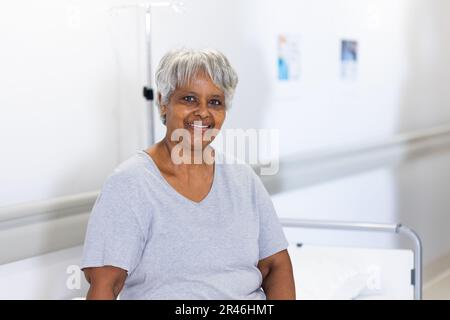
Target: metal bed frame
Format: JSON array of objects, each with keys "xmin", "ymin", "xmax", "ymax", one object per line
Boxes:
[{"xmin": 280, "ymin": 218, "xmax": 423, "ymax": 300}]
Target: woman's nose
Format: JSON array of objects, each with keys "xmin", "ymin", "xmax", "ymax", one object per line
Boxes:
[{"xmin": 195, "ymin": 100, "xmax": 210, "ymax": 118}]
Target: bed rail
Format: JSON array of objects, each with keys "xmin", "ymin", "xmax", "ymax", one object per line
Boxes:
[{"xmin": 280, "ymin": 218, "xmax": 423, "ymax": 300}]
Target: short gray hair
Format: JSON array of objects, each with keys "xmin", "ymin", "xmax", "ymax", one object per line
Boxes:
[{"xmin": 155, "ymin": 48, "xmax": 239, "ymax": 124}]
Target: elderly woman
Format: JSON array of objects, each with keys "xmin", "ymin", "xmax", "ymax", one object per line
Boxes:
[{"xmin": 81, "ymin": 48, "xmax": 295, "ymax": 300}]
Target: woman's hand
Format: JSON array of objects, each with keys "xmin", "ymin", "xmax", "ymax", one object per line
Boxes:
[
  {"xmin": 83, "ymin": 266, "xmax": 127, "ymax": 300},
  {"xmin": 257, "ymin": 249, "xmax": 296, "ymax": 300}
]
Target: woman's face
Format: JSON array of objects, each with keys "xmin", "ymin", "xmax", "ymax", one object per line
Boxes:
[{"xmin": 161, "ymin": 73, "xmax": 226, "ymax": 151}]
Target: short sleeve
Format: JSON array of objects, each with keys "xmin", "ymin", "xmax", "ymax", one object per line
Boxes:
[
  {"xmin": 80, "ymin": 174, "xmax": 146, "ymax": 275},
  {"xmin": 251, "ymin": 170, "xmax": 289, "ymax": 260}
]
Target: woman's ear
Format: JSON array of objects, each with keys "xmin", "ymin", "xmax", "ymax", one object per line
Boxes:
[
  {"xmin": 157, "ymin": 92, "xmax": 162, "ymax": 107},
  {"xmin": 158, "ymin": 93, "xmax": 167, "ymax": 114},
  {"xmin": 158, "ymin": 93, "xmax": 167, "ymax": 125}
]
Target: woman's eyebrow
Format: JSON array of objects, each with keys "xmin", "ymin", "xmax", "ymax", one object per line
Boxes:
[
  {"xmin": 177, "ymin": 90, "xmax": 198, "ymax": 95},
  {"xmin": 178, "ymin": 91, "xmax": 224, "ymax": 98}
]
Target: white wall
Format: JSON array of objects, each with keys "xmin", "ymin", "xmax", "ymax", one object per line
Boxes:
[
  {"xmin": 0, "ymin": 0, "xmax": 122, "ymax": 206},
  {"xmin": 1, "ymin": 0, "xmax": 450, "ymax": 270},
  {"xmin": 273, "ymin": 168, "xmax": 399, "ymax": 249}
]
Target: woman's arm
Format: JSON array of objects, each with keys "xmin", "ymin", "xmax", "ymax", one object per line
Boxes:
[
  {"xmin": 83, "ymin": 266, "xmax": 127, "ymax": 300},
  {"xmin": 257, "ymin": 249, "xmax": 296, "ymax": 300}
]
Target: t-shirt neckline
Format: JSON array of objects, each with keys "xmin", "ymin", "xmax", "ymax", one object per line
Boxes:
[{"xmin": 138, "ymin": 150, "xmax": 218, "ymax": 206}]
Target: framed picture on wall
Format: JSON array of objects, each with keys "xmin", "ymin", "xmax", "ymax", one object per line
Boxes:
[
  {"xmin": 277, "ymin": 34, "xmax": 301, "ymax": 81},
  {"xmin": 274, "ymin": 33, "xmax": 303, "ymax": 101}
]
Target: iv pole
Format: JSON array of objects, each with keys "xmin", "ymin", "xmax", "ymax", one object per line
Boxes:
[
  {"xmin": 110, "ymin": 1, "xmax": 186, "ymax": 147},
  {"xmin": 142, "ymin": 4, "xmax": 155, "ymax": 146}
]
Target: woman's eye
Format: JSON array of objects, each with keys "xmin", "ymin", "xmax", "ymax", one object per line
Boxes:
[
  {"xmin": 183, "ymin": 96, "xmax": 197, "ymax": 103},
  {"xmin": 209, "ymin": 99, "xmax": 222, "ymax": 106}
]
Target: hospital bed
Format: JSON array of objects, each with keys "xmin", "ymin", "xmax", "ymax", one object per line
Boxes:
[
  {"xmin": 0, "ymin": 219, "xmax": 422, "ymax": 300},
  {"xmin": 281, "ymin": 218, "xmax": 422, "ymax": 300}
]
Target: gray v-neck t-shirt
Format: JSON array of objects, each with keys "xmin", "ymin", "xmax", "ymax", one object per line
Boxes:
[{"xmin": 80, "ymin": 151, "xmax": 288, "ymax": 299}]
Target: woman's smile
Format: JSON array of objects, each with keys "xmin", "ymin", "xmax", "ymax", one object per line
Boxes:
[{"xmin": 184, "ymin": 120, "xmax": 214, "ymax": 134}]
